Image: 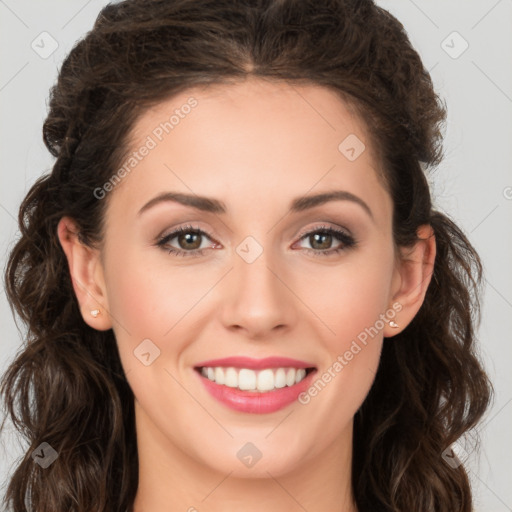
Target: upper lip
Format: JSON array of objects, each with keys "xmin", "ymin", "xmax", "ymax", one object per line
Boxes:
[{"xmin": 194, "ymin": 356, "xmax": 316, "ymax": 370}]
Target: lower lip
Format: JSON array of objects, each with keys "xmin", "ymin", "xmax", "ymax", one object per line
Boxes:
[{"xmin": 195, "ymin": 369, "xmax": 317, "ymax": 414}]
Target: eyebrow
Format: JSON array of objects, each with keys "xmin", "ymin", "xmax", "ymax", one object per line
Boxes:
[{"xmin": 137, "ymin": 190, "xmax": 374, "ymax": 220}]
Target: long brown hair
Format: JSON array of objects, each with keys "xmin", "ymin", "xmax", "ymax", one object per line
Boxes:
[{"xmin": 1, "ymin": 1, "xmax": 492, "ymax": 511}]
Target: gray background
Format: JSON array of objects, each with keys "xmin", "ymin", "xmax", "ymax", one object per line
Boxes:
[{"xmin": 0, "ymin": 1, "xmax": 511, "ymax": 510}]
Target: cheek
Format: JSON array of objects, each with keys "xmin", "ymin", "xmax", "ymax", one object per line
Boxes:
[
  {"xmin": 292, "ymin": 248, "xmax": 394, "ymax": 351},
  {"xmin": 103, "ymin": 245, "xmax": 223, "ymax": 373},
  {"xmin": 291, "ymin": 247, "xmax": 393, "ymax": 412},
  {"xmin": 105, "ymin": 246, "xmax": 204, "ymax": 332}
]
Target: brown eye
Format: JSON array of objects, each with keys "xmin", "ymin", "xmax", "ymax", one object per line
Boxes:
[
  {"xmin": 155, "ymin": 225, "xmax": 218, "ymax": 257},
  {"xmin": 308, "ymin": 232, "xmax": 334, "ymax": 250},
  {"xmin": 176, "ymin": 231, "xmax": 202, "ymax": 250},
  {"xmin": 295, "ymin": 226, "xmax": 357, "ymax": 256}
]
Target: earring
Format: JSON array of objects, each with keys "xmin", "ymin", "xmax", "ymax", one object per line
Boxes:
[
  {"xmin": 388, "ymin": 319, "xmax": 399, "ymax": 328},
  {"xmin": 90, "ymin": 309, "xmax": 100, "ymax": 318}
]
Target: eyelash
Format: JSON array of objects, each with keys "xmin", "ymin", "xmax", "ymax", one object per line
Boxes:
[{"xmin": 155, "ymin": 223, "xmax": 357, "ymax": 258}]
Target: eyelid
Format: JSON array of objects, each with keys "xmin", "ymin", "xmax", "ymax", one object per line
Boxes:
[
  {"xmin": 292, "ymin": 223, "xmax": 357, "ymax": 253},
  {"xmin": 294, "ymin": 222, "xmax": 353, "ymax": 241},
  {"xmin": 157, "ymin": 224, "xmax": 215, "ymax": 242},
  {"xmin": 155, "ymin": 224, "xmax": 219, "ymax": 250},
  {"xmin": 155, "ymin": 221, "xmax": 357, "ymax": 257}
]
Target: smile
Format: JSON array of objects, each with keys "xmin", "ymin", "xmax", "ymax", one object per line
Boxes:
[
  {"xmin": 193, "ymin": 356, "xmax": 317, "ymax": 414},
  {"xmin": 198, "ymin": 366, "xmax": 313, "ymax": 392}
]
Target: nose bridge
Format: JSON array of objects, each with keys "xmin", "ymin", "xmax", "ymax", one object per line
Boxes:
[{"xmin": 219, "ymin": 237, "xmax": 296, "ymax": 335}]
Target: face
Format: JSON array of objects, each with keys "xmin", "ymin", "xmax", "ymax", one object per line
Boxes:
[{"xmin": 71, "ymin": 78, "xmax": 407, "ymax": 479}]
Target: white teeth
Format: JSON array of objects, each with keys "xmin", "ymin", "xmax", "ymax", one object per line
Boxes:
[
  {"xmin": 224, "ymin": 367, "xmax": 238, "ymax": 388},
  {"xmin": 286, "ymin": 368, "xmax": 296, "ymax": 386},
  {"xmin": 275, "ymin": 368, "xmax": 286, "ymax": 388},
  {"xmin": 257, "ymin": 369, "xmax": 275, "ymax": 391},
  {"xmin": 238, "ymin": 368, "xmax": 256, "ymax": 390},
  {"xmin": 199, "ymin": 366, "xmax": 311, "ymax": 392},
  {"xmin": 214, "ymin": 367, "xmax": 225, "ymax": 385}
]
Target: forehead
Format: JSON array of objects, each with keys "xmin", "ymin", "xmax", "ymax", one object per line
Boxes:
[
  {"xmin": 130, "ymin": 78, "xmax": 375, "ymax": 159},
  {"xmin": 108, "ymin": 78, "xmax": 391, "ymax": 225}
]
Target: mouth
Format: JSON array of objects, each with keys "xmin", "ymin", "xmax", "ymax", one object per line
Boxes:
[
  {"xmin": 193, "ymin": 356, "xmax": 317, "ymax": 414},
  {"xmin": 194, "ymin": 365, "xmax": 316, "ymax": 392}
]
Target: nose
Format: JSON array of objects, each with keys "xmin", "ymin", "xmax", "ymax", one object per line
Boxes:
[{"xmin": 218, "ymin": 246, "xmax": 298, "ymax": 339}]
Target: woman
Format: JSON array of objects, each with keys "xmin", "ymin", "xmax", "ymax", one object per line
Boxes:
[{"xmin": 0, "ymin": 0, "xmax": 492, "ymax": 511}]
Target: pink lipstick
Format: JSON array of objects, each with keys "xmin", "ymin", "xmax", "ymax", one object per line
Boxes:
[{"xmin": 194, "ymin": 356, "xmax": 317, "ymax": 414}]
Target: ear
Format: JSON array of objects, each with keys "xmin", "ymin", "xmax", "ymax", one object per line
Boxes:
[
  {"xmin": 384, "ymin": 224, "xmax": 436, "ymax": 338},
  {"xmin": 56, "ymin": 216, "xmax": 112, "ymax": 331}
]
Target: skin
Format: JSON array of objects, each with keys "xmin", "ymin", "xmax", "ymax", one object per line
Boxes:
[{"xmin": 57, "ymin": 77, "xmax": 435, "ymax": 512}]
